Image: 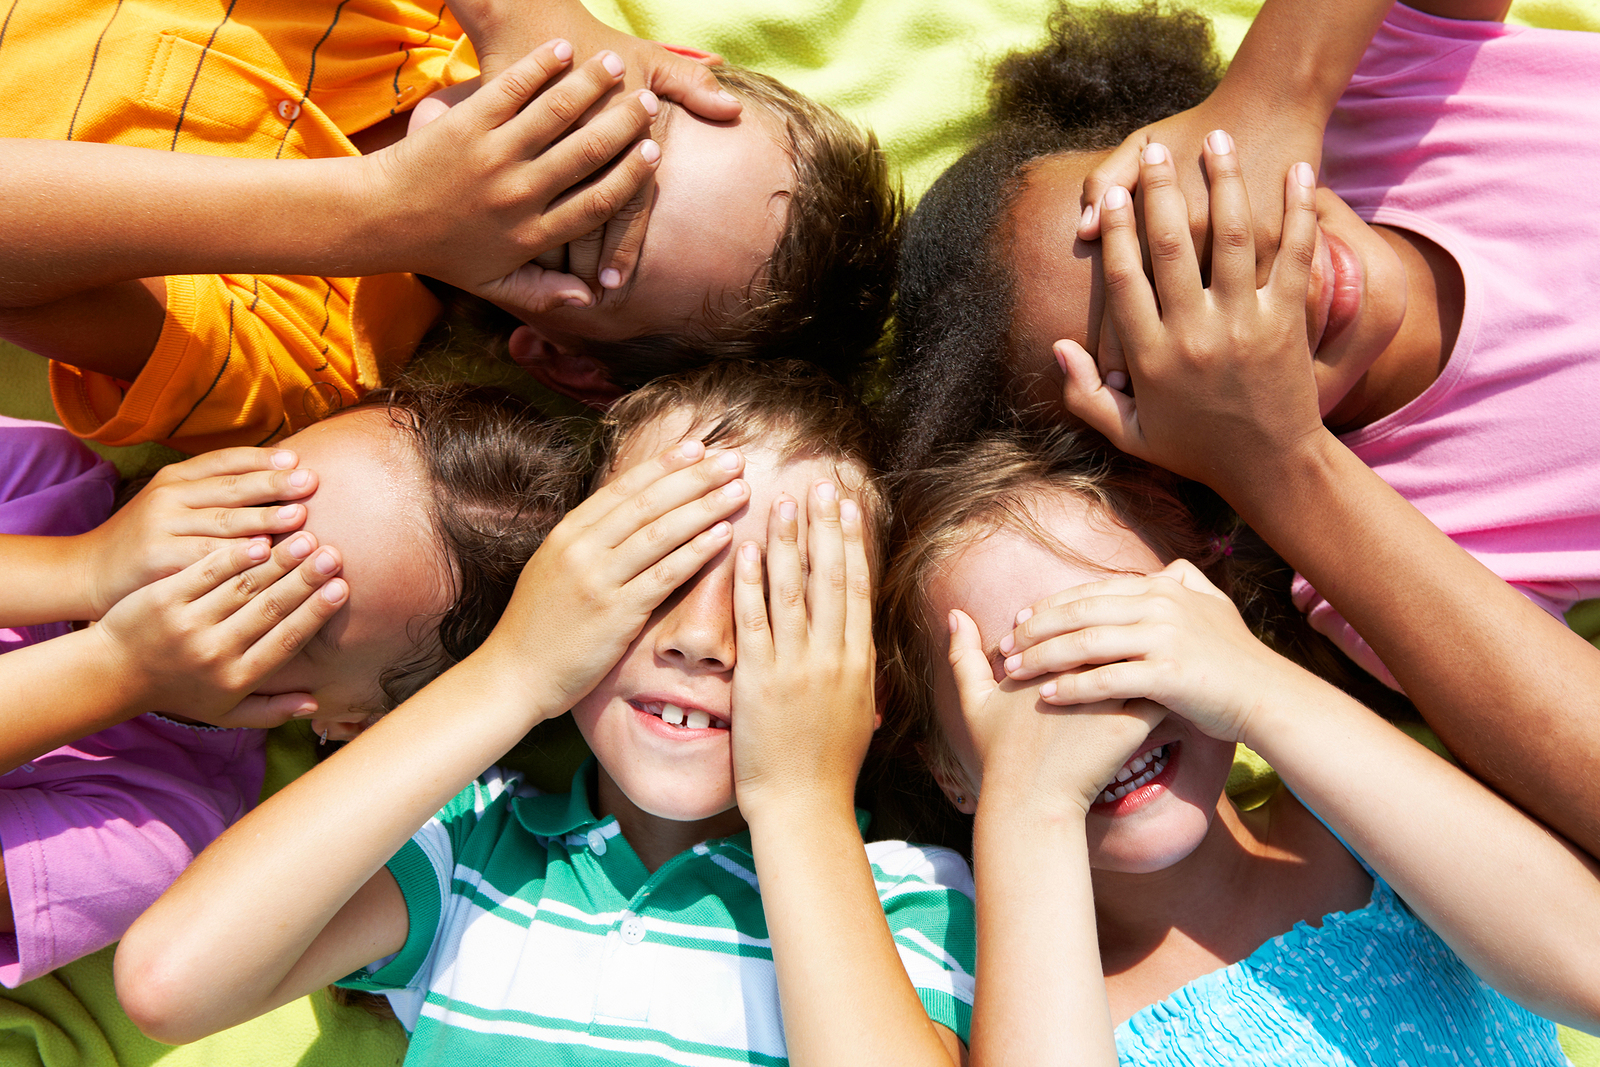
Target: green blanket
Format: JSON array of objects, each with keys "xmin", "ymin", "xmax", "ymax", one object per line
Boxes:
[{"xmin": 4, "ymin": 0, "xmax": 1598, "ymax": 1063}]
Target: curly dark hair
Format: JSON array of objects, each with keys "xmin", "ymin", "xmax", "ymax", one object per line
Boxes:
[{"xmin": 886, "ymin": 2, "xmax": 1223, "ymax": 469}]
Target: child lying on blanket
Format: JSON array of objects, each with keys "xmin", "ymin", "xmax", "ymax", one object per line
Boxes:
[
  {"xmin": 880, "ymin": 425, "xmax": 1600, "ymax": 1065},
  {"xmin": 0, "ymin": 0, "xmax": 897, "ymax": 452},
  {"xmin": 888, "ymin": 0, "xmax": 1600, "ymax": 863},
  {"xmin": 117, "ymin": 360, "xmax": 976, "ymax": 1066},
  {"xmin": 0, "ymin": 385, "xmax": 580, "ymax": 986}
]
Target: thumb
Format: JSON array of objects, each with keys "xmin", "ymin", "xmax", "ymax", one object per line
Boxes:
[
  {"xmin": 1078, "ymin": 138, "xmax": 1145, "ymax": 239},
  {"xmin": 214, "ymin": 692, "xmax": 317, "ymax": 730},
  {"xmin": 479, "ymin": 266, "xmax": 596, "ymax": 317},
  {"xmin": 647, "ymin": 50, "xmax": 741, "ymax": 121},
  {"xmin": 947, "ymin": 609, "xmax": 998, "ymax": 716},
  {"xmin": 1057, "ymin": 339, "xmax": 1145, "ymax": 456}
]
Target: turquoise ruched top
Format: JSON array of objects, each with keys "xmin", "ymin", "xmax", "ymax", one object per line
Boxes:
[{"xmin": 1114, "ymin": 869, "xmax": 1569, "ymax": 1065}]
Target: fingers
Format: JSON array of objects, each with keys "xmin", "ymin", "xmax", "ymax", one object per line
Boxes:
[
  {"xmin": 1056, "ymin": 338, "xmax": 1144, "ymax": 457},
  {"xmin": 1097, "ymin": 185, "xmax": 1163, "ymax": 361},
  {"xmin": 602, "ymin": 453, "xmax": 748, "ymax": 573},
  {"xmin": 213, "ymin": 691, "xmax": 318, "ymax": 730},
  {"xmin": 732, "ymin": 540, "xmax": 773, "ymax": 666},
  {"xmin": 501, "ymin": 46, "xmax": 629, "ymax": 149},
  {"xmin": 462, "ymin": 39, "xmax": 582, "ymax": 134},
  {"xmin": 1095, "ymin": 315, "xmax": 1129, "ymax": 394},
  {"xmin": 1134, "ymin": 143, "xmax": 1204, "ymax": 321},
  {"xmin": 805, "ymin": 480, "xmax": 846, "ymax": 641},
  {"xmin": 593, "ymin": 159, "xmax": 657, "ymax": 291},
  {"xmin": 764, "ymin": 494, "xmax": 805, "ymax": 650},
  {"xmin": 581, "ymin": 440, "xmax": 740, "ymax": 536},
  {"xmin": 839, "ymin": 496, "xmax": 873, "ymax": 656},
  {"xmin": 536, "ymin": 120, "xmax": 659, "ymax": 255},
  {"xmin": 1268, "ymin": 163, "xmax": 1320, "ymax": 310},
  {"xmin": 162, "ymin": 446, "xmax": 300, "ymax": 482},
  {"xmin": 946, "ymin": 608, "xmax": 999, "ymax": 712},
  {"xmin": 1078, "ymin": 136, "xmax": 1145, "ymax": 240},
  {"xmin": 193, "ymin": 532, "xmax": 344, "ymax": 628},
  {"xmin": 483, "ymin": 263, "xmax": 595, "ymax": 317},
  {"xmin": 1200, "ymin": 130, "xmax": 1257, "ymax": 311},
  {"xmin": 647, "ymin": 46, "xmax": 741, "ymax": 121}
]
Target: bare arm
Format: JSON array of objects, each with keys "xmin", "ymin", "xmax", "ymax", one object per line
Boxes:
[
  {"xmin": 733, "ymin": 486, "xmax": 964, "ymax": 1066},
  {"xmin": 117, "ymin": 442, "xmax": 748, "ymax": 1042},
  {"xmin": 1061, "ymin": 138, "xmax": 1600, "ymax": 862}
]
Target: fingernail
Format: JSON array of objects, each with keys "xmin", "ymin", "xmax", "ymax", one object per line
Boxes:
[
  {"xmin": 288, "ymin": 533, "xmax": 313, "ymax": 559},
  {"xmin": 600, "ymin": 268, "xmax": 622, "ymax": 289},
  {"xmin": 1104, "ymin": 185, "xmax": 1129, "ymax": 210},
  {"xmin": 779, "ymin": 499, "xmax": 797, "ymax": 522},
  {"xmin": 999, "ymin": 633, "xmax": 1014, "ymax": 655},
  {"xmin": 638, "ymin": 89, "xmax": 659, "ymax": 116},
  {"xmin": 639, "ymin": 139, "xmax": 660, "ymax": 164},
  {"xmin": 722, "ymin": 479, "xmax": 747, "ymax": 499},
  {"xmin": 1054, "ymin": 341, "xmax": 1070, "ymax": 373},
  {"xmin": 247, "ymin": 541, "xmax": 270, "ymax": 561},
  {"xmin": 741, "ymin": 542, "xmax": 760, "ymax": 561},
  {"xmin": 320, "ymin": 580, "xmax": 347, "ymax": 604},
  {"xmin": 271, "ymin": 450, "xmax": 296, "ymax": 469},
  {"xmin": 1294, "ymin": 161, "xmax": 1316, "ymax": 188},
  {"xmin": 552, "ymin": 39, "xmax": 573, "ymax": 62},
  {"xmin": 1016, "ymin": 607, "xmax": 1034, "ymax": 624},
  {"xmin": 1142, "ymin": 142, "xmax": 1167, "ymax": 165},
  {"xmin": 710, "ymin": 521, "xmax": 731, "ymax": 539},
  {"xmin": 840, "ymin": 499, "xmax": 859, "ymax": 522},
  {"xmin": 1041, "ymin": 681, "xmax": 1057, "ymax": 698},
  {"xmin": 288, "ymin": 470, "xmax": 311, "ymax": 489},
  {"xmin": 1207, "ymin": 129, "xmax": 1232, "ymax": 155},
  {"xmin": 314, "ymin": 548, "xmax": 339, "ymax": 574},
  {"xmin": 1004, "ymin": 654, "xmax": 1021, "ymax": 673},
  {"xmin": 563, "ymin": 291, "xmax": 593, "ymax": 309},
  {"xmin": 948, "ymin": 611, "xmax": 959, "ymax": 634},
  {"xmin": 291, "ymin": 705, "xmax": 318, "ymax": 719},
  {"xmin": 680, "ymin": 440, "xmax": 705, "ymax": 460},
  {"xmin": 602, "ymin": 52, "xmax": 625, "ymax": 77},
  {"xmin": 816, "ymin": 480, "xmax": 837, "ymax": 502},
  {"xmin": 1106, "ymin": 370, "xmax": 1130, "ymax": 392},
  {"xmin": 717, "ymin": 89, "xmax": 738, "ymax": 103},
  {"xmin": 277, "ymin": 503, "xmax": 302, "ymax": 521},
  {"xmin": 1079, "ymin": 203, "xmax": 1093, "ymax": 231},
  {"xmin": 716, "ymin": 449, "xmax": 740, "ymax": 470}
]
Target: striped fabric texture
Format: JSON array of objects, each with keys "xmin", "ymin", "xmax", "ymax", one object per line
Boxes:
[{"xmin": 339, "ymin": 764, "xmax": 976, "ymax": 1065}]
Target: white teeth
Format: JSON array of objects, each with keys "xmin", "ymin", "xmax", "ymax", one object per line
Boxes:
[
  {"xmin": 1097, "ymin": 744, "xmax": 1173, "ymax": 805},
  {"xmin": 1115, "ymin": 767, "xmax": 1133, "ymax": 783},
  {"xmin": 685, "ymin": 710, "xmax": 711, "ymax": 730},
  {"xmin": 661, "ymin": 704, "xmax": 685, "ymax": 725}
]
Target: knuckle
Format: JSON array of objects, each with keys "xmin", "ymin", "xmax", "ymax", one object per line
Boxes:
[
  {"xmin": 1147, "ymin": 227, "xmax": 1187, "ymax": 262},
  {"xmin": 1214, "ymin": 219, "xmax": 1251, "ymax": 254},
  {"xmin": 541, "ymin": 88, "xmax": 586, "ymax": 128},
  {"xmin": 777, "ymin": 578, "xmax": 806, "ymax": 612}
]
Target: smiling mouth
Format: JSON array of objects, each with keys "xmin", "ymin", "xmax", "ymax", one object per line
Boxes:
[
  {"xmin": 1094, "ymin": 742, "xmax": 1172, "ymax": 806},
  {"xmin": 635, "ymin": 700, "xmax": 729, "ymax": 731}
]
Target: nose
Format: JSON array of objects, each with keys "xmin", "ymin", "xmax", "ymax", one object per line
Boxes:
[{"xmin": 653, "ymin": 564, "xmax": 736, "ymax": 673}]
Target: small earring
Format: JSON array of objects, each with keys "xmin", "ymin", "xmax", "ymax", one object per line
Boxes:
[
  {"xmin": 318, "ymin": 728, "xmax": 328, "ymax": 746},
  {"xmin": 955, "ymin": 795, "xmax": 966, "ymax": 806}
]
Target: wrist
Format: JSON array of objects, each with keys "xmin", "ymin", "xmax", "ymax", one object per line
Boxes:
[{"xmin": 739, "ymin": 779, "xmax": 858, "ymax": 835}]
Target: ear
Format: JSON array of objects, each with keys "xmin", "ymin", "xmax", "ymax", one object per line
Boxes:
[
  {"xmin": 925, "ymin": 751, "xmax": 978, "ymax": 815},
  {"xmin": 508, "ymin": 325, "xmax": 625, "ymax": 409}
]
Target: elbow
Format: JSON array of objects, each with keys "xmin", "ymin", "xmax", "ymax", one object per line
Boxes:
[{"xmin": 113, "ymin": 930, "xmax": 214, "ymax": 1045}]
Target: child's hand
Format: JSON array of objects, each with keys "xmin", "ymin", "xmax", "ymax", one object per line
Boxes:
[
  {"xmin": 730, "ymin": 481, "xmax": 876, "ymax": 818},
  {"xmin": 481, "ymin": 440, "xmax": 746, "ymax": 715},
  {"xmin": 372, "ymin": 40, "xmax": 660, "ymax": 315},
  {"xmin": 94, "ymin": 532, "xmax": 347, "ymax": 727},
  {"xmin": 947, "ymin": 607, "xmax": 1165, "ymax": 819},
  {"xmin": 1000, "ymin": 560, "xmax": 1292, "ymax": 749},
  {"xmin": 78, "ymin": 447, "xmax": 316, "ymax": 619},
  {"xmin": 1058, "ymin": 136, "xmax": 1325, "ymax": 504}
]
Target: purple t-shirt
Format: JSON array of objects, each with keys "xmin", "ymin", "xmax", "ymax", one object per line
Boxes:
[
  {"xmin": 0, "ymin": 417, "xmax": 266, "ymax": 987},
  {"xmin": 1291, "ymin": 6, "xmax": 1600, "ymax": 686}
]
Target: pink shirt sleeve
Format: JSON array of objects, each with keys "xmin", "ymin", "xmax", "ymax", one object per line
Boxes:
[{"xmin": 0, "ymin": 715, "xmax": 265, "ymax": 987}]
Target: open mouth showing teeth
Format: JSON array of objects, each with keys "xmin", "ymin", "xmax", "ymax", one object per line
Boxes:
[
  {"xmin": 1095, "ymin": 743, "xmax": 1172, "ymax": 806},
  {"xmin": 641, "ymin": 702, "xmax": 729, "ymax": 731}
]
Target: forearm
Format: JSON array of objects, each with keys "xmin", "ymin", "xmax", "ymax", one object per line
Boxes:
[
  {"xmin": 0, "ymin": 140, "xmax": 402, "ymax": 308},
  {"xmin": 1218, "ymin": 0, "xmax": 1392, "ymax": 129},
  {"xmin": 117, "ymin": 646, "xmax": 560, "ymax": 1040},
  {"xmin": 969, "ymin": 793, "xmax": 1115, "ymax": 1067},
  {"xmin": 1244, "ymin": 673, "xmax": 1600, "ymax": 1029},
  {"xmin": 1229, "ymin": 432, "xmax": 1600, "ymax": 859},
  {"xmin": 746, "ymin": 797, "xmax": 959, "ymax": 1067},
  {"xmin": 0, "ymin": 630, "xmax": 151, "ymax": 771},
  {"xmin": 0, "ymin": 533, "xmax": 97, "ymax": 627}
]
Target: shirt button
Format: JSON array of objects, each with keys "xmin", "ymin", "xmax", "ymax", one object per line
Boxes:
[
  {"xmin": 586, "ymin": 829, "xmax": 607, "ymax": 855},
  {"xmin": 619, "ymin": 914, "xmax": 645, "ymax": 944}
]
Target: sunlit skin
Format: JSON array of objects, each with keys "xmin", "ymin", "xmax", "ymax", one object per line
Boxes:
[
  {"xmin": 923, "ymin": 492, "xmax": 1370, "ymax": 1020},
  {"xmin": 572, "ymin": 412, "xmax": 871, "ymax": 870},
  {"xmin": 1006, "ymin": 150, "xmax": 1461, "ymax": 431},
  {"xmin": 250, "ymin": 408, "xmax": 454, "ymax": 741},
  {"xmin": 516, "ymin": 102, "xmax": 795, "ymax": 345}
]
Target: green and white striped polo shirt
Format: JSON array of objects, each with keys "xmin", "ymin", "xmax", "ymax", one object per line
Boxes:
[{"xmin": 339, "ymin": 762, "xmax": 976, "ymax": 1065}]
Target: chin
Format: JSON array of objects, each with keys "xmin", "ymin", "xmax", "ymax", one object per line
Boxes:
[{"xmin": 1086, "ymin": 800, "xmax": 1213, "ymax": 875}]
